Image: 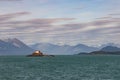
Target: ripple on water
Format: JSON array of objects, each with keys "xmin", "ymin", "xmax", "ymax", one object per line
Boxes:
[{"xmin": 0, "ymin": 55, "xmax": 120, "ymax": 80}]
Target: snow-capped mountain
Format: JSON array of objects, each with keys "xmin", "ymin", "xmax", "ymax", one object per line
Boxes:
[
  {"xmin": 100, "ymin": 43, "xmax": 120, "ymax": 48},
  {"xmin": 101, "ymin": 46, "xmax": 120, "ymax": 52},
  {"xmin": 0, "ymin": 38, "xmax": 34, "ymax": 55},
  {"xmin": 30, "ymin": 43, "xmax": 99, "ymax": 55}
]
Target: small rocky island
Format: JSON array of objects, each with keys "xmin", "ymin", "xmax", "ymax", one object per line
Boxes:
[{"xmin": 27, "ymin": 50, "xmax": 54, "ymax": 57}]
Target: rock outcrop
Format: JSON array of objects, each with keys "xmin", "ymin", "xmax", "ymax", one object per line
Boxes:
[
  {"xmin": 27, "ymin": 50, "xmax": 55, "ymax": 57},
  {"xmin": 27, "ymin": 50, "xmax": 44, "ymax": 57}
]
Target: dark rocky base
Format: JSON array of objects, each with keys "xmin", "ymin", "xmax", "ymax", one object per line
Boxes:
[{"xmin": 26, "ymin": 55, "xmax": 55, "ymax": 57}]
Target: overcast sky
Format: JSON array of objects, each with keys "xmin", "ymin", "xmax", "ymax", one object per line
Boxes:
[{"xmin": 0, "ymin": 0, "xmax": 120, "ymax": 46}]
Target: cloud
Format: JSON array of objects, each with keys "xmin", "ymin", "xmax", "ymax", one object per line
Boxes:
[
  {"xmin": 0, "ymin": 12, "xmax": 29, "ymax": 22},
  {"xmin": 0, "ymin": 12, "xmax": 75, "ymax": 35},
  {"xmin": 0, "ymin": 0, "xmax": 48, "ymax": 3},
  {"xmin": 0, "ymin": 12, "xmax": 120, "ymax": 46},
  {"xmin": 1, "ymin": 0, "xmax": 22, "ymax": 1},
  {"xmin": 109, "ymin": 13, "xmax": 120, "ymax": 16},
  {"xmin": 25, "ymin": 18, "xmax": 75, "ymax": 24}
]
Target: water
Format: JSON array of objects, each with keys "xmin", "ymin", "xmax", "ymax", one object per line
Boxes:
[{"xmin": 0, "ymin": 55, "xmax": 120, "ymax": 80}]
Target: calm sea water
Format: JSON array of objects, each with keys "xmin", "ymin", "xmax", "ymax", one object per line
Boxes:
[{"xmin": 0, "ymin": 55, "xmax": 120, "ymax": 80}]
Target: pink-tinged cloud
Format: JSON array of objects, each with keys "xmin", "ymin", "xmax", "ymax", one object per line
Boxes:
[
  {"xmin": 25, "ymin": 18, "xmax": 75, "ymax": 24},
  {"xmin": 0, "ymin": 12, "xmax": 120, "ymax": 45},
  {"xmin": 0, "ymin": 12, "xmax": 30, "ymax": 22},
  {"xmin": 0, "ymin": 0, "xmax": 22, "ymax": 1}
]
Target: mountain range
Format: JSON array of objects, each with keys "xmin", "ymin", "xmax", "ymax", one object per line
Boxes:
[
  {"xmin": 30, "ymin": 43, "xmax": 99, "ymax": 55},
  {"xmin": 0, "ymin": 38, "xmax": 120, "ymax": 55},
  {"xmin": 31, "ymin": 43, "xmax": 120, "ymax": 55},
  {"xmin": 101, "ymin": 46, "xmax": 120, "ymax": 52},
  {"xmin": 78, "ymin": 46, "xmax": 120, "ymax": 55},
  {"xmin": 0, "ymin": 38, "xmax": 34, "ymax": 55},
  {"xmin": 99, "ymin": 43, "xmax": 120, "ymax": 48}
]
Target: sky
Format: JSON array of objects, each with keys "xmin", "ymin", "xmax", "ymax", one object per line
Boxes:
[{"xmin": 0, "ymin": 0, "xmax": 120, "ymax": 46}]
